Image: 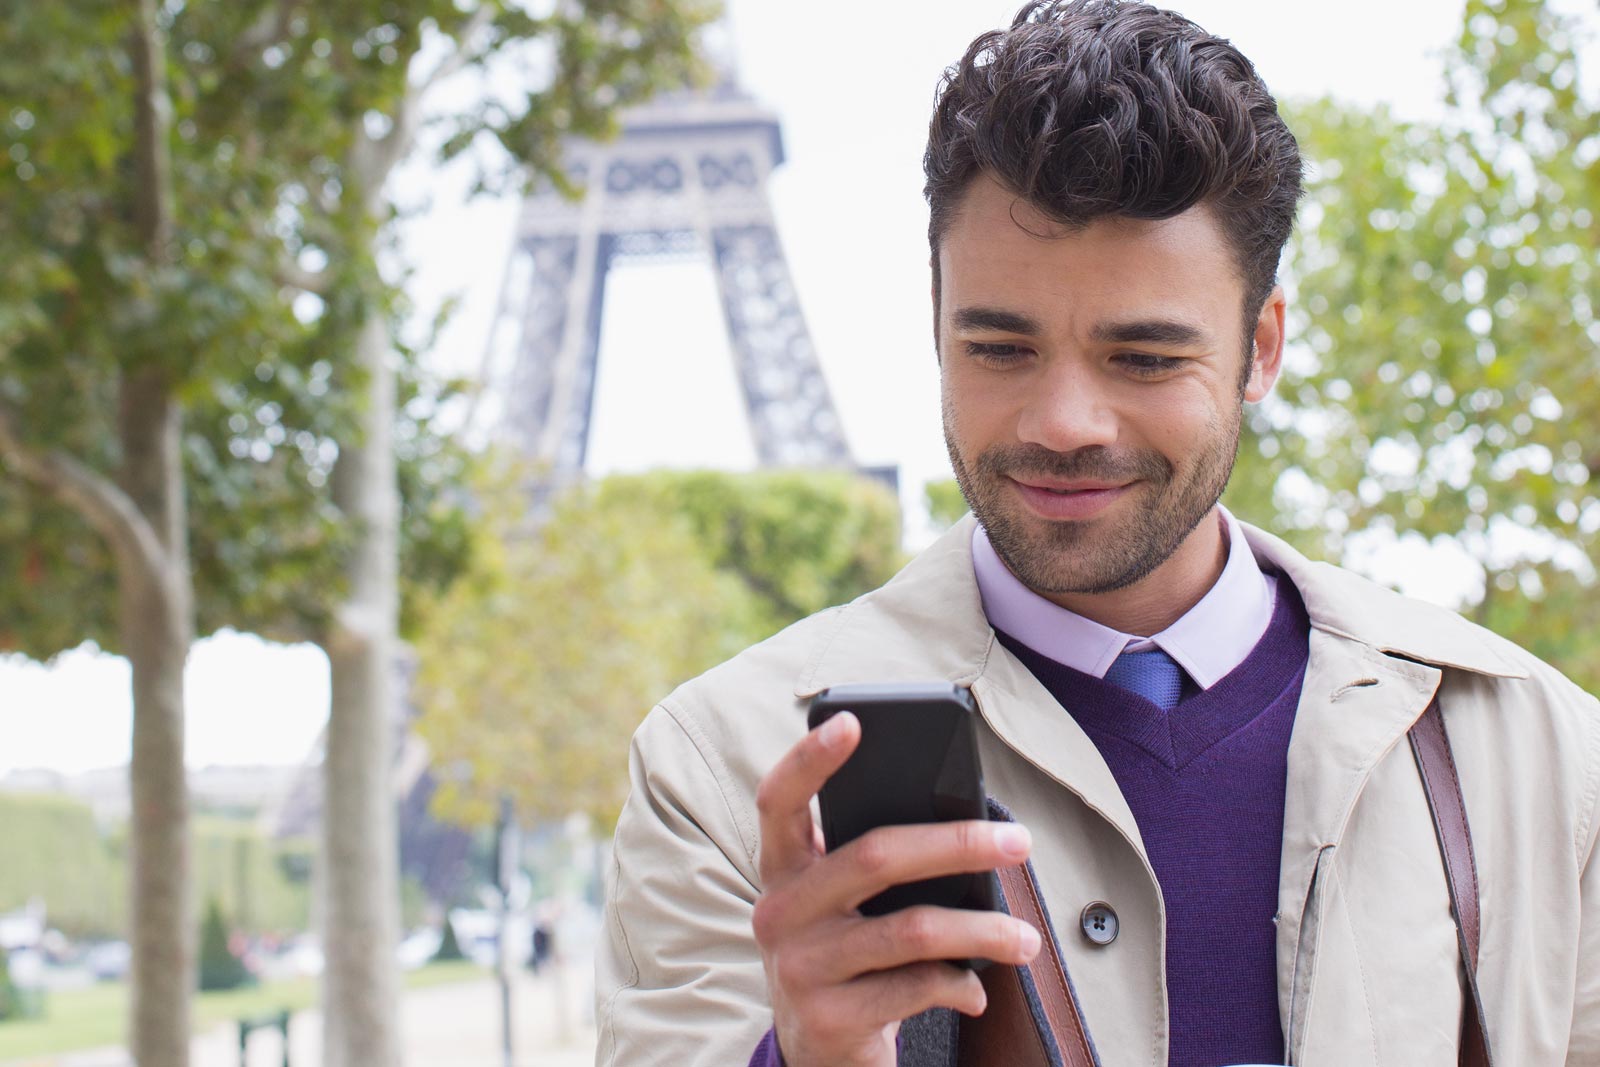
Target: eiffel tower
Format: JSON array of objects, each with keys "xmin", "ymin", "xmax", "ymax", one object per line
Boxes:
[{"xmin": 477, "ymin": 68, "xmax": 857, "ymax": 483}]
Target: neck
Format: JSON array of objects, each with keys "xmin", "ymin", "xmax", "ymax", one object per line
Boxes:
[{"xmin": 1039, "ymin": 508, "xmax": 1228, "ymax": 636}]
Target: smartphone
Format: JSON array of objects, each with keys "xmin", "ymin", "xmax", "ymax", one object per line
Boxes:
[{"xmin": 806, "ymin": 682, "xmax": 997, "ymax": 919}]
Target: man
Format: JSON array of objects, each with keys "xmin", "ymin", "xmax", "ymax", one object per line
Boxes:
[{"xmin": 595, "ymin": 3, "xmax": 1600, "ymax": 1065}]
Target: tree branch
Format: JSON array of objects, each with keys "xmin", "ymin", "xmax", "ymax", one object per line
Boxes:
[
  {"xmin": 366, "ymin": 83, "xmax": 427, "ymax": 195},
  {"xmin": 348, "ymin": 5, "xmax": 499, "ymax": 198},
  {"xmin": 233, "ymin": 0, "xmax": 300, "ymax": 59},
  {"xmin": 349, "ymin": 92, "xmax": 422, "ymax": 208},
  {"xmin": 278, "ymin": 258, "xmax": 330, "ymax": 294},
  {"xmin": 418, "ymin": 4, "xmax": 496, "ymax": 94},
  {"xmin": 0, "ymin": 405, "xmax": 170, "ymax": 588}
]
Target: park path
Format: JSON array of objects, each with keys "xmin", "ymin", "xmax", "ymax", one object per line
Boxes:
[{"xmin": 5, "ymin": 968, "xmax": 595, "ymax": 1067}]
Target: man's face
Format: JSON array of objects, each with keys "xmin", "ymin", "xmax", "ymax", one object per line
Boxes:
[{"xmin": 938, "ymin": 174, "xmax": 1282, "ymax": 599}]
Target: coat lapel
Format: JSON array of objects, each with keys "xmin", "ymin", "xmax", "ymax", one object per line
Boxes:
[
  {"xmin": 971, "ymin": 651, "xmax": 1148, "ymax": 862},
  {"xmin": 1273, "ymin": 630, "xmax": 1443, "ymax": 1052}
]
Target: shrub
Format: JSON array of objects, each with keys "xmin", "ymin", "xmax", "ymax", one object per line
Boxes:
[
  {"xmin": 433, "ymin": 915, "xmax": 465, "ymax": 962},
  {"xmin": 197, "ymin": 898, "xmax": 252, "ymax": 992}
]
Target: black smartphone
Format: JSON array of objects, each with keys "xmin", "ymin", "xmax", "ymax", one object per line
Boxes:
[{"xmin": 806, "ymin": 682, "xmax": 997, "ymax": 919}]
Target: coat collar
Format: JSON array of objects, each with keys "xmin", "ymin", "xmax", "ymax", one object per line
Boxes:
[
  {"xmin": 1237, "ymin": 523, "xmax": 1528, "ymax": 681},
  {"xmin": 796, "ymin": 513, "xmax": 1528, "ymax": 698}
]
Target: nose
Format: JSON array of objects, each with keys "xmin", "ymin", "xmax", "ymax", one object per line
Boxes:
[{"xmin": 1015, "ymin": 360, "xmax": 1119, "ymax": 454}]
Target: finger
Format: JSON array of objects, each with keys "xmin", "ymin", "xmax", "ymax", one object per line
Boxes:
[
  {"xmin": 825, "ymin": 825, "xmax": 1036, "ymax": 915},
  {"xmin": 824, "ymin": 960, "xmax": 988, "ymax": 1027},
  {"xmin": 756, "ymin": 711, "xmax": 861, "ymax": 883},
  {"xmin": 772, "ymin": 820, "xmax": 1031, "ymax": 930},
  {"xmin": 811, "ymin": 906, "xmax": 1041, "ymax": 982}
]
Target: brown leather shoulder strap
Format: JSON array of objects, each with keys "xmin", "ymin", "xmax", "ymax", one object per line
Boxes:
[
  {"xmin": 1004, "ymin": 863, "xmax": 1098, "ymax": 1066},
  {"xmin": 961, "ymin": 863, "xmax": 1098, "ymax": 1067},
  {"xmin": 957, "ymin": 954, "xmax": 1053, "ymax": 1067},
  {"xmin": 1408, "ymin": 695, "xmax": 1494, "ymax": 1067}
]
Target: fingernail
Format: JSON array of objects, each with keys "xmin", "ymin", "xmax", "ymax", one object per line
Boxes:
[
  {"xmin": 819, "ymin": 712, "xmax": 851, "ymax": 747},
  {"xmin": 1018, "ymin": 921, "xmax": 1041, "ymax": 957},
  {"xmin": 995, "ymin": 823, "xmax": 1031, "ymax": 859}
]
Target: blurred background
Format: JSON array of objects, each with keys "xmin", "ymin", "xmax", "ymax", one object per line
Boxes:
[{"xmin": 0, "ymin": 0, "xmax": 1594, "ymax": 1063}]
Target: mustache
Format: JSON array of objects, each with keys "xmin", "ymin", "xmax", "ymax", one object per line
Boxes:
[{"xmin": 975, "ymin": 445, "xmax": 1171, "ymax": 483}]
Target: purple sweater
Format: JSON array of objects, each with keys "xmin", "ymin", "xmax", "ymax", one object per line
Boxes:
[{"xmin": 750, "ymin": 582, "xmax": 1308, "ymax": 1067}]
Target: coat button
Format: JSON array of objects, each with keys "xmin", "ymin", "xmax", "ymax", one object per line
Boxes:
[{"xmin": 1080, "ymin": 902, "xmax": 1118, "ymax": 946}]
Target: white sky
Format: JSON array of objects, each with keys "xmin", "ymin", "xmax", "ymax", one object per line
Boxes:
[{"xmin": 0, "ymin": 0, "xmax": 1504, "ymax": 774}]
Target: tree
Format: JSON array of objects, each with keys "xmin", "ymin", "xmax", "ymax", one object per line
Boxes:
[
  {"xmin": 0, "ymin": 4, "xmax": 454, "ymax": 1055},
  {"xmin": 413, "ymin": 463, "xmax": 904, "ymax": 830},
  {"xmin": 0, "ymin": 5, "xmax": 335, "ymax": 1059},
  {"xmin": 432, "ymin": 914, "xmax": 466, "ymax": 963},
  {"xmin": 197, "ymin": 897, "xmax": 252, "ymax": 993},
  {"xmin": 597, "ymin": 468, "xmax": 907, "ymax": 640},
  {"xmin": 1229, "ymin": 0, "xmax": 1600, "ymax": 689},
  {"xmin": 0, "ymin": 3, "xmax": 709, "ymax": 1063},
  {"xmin": 413, "ymin": 459, "xmax": 760, "ymax": 829}
]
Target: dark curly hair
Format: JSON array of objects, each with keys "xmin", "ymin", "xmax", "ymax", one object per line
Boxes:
[{"xmin": 925, "ymin": 0, "xmax": 1302, "ymax": 328}]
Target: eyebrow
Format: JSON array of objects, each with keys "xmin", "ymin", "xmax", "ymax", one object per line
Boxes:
[
  {"xmin": 952, "ymin": 307, "xmax": 1044, "ymax": 335},
  {"xmin": 951, "ymin": 307, "xmax": 1209, "ymax": 348},
  {"xmin": 1091, "ymin": 319, "xmax": 1208, "ymax": 347}
]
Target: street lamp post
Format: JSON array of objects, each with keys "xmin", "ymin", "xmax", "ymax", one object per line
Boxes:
[{"xmin": 494, "ymin": 794, "xmax": 519, "ymax": 1067}]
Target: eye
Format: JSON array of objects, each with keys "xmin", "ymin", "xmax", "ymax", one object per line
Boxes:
[
  {"xmin": 965, "ymin": 342, "xmax": 1031, "ymax": 365},
  {"xmin": 1117, "ymin": 353, "xmax": 1184, "ymax": 376}
]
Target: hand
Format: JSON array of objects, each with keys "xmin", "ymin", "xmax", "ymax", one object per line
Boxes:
[{"xmin": 752, "ymin": 711, "xmax": 1042, "ymax": 1067}]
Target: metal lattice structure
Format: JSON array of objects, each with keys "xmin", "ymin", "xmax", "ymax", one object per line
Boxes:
[{"xmin": 478, "ymin": 79, "xmax": 853, "ymax": 483}]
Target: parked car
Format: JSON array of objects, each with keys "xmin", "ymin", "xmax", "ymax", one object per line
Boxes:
[
  {"xmin": 396, "ymin": 926, "xmax": 442, "ymax": 970},
  {"xmin": 83, "ymin": 941, "xmax": 130, "ymax": 982}
]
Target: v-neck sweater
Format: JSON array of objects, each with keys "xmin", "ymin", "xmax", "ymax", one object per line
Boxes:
[{"xmin": 994, "ymin": 576, "xmax": 1310, "ymax": 1067}]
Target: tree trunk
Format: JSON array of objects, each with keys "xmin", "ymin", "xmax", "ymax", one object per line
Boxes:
[
  {"xmin": 119, "ymin": 370, "xmax": 194, "ymax": 1067},
  {"xmin": 124, "ymin": 2, "xmax": 192, "ymax": 1060},
  {"xmin": 319, "ymin": 310, "xmax": 404, "ymax": 1067}
]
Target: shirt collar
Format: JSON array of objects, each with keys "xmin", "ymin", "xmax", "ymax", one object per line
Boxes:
[
  {"xmin": 971, "ymin": 505, "xmax": 1277, "ymax": 690},
  {"xmin": 794, "ymin": 514, "xmax": 1526, "ymax": 703}
]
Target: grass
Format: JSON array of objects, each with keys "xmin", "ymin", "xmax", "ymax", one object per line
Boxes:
[{"xmin": 0, "ymin": 959, "xmax": 486, "ymax": 1062}]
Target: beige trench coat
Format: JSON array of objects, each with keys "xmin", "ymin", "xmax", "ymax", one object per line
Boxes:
[{"xmin": 596, "ymin": 516, "xmax": 1600, "ymax": 1066}]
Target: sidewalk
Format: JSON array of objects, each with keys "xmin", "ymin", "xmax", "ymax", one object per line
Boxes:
[{"xmin": 6, "ymin": 969, "xmax": 595, "ymax": 1067}]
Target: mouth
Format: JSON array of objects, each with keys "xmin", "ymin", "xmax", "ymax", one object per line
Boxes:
[
  {"xmin": 1007, "ymin": 476, "xmax": 1134, "ymax": 520},
  {"xmin": 1011, "ymin": 478, "xmax": 1129, "ymax": 494}
]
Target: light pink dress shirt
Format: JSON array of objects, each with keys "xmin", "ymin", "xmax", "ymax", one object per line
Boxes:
[{"xmin": 971, "ymin": 506, "xmax": 1277, "ymax": 690}]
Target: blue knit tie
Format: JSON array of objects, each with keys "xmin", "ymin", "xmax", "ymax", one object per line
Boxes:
[{"xmin": 1104, "ymin": 647, "xmax": 1185, "ymax": 711}]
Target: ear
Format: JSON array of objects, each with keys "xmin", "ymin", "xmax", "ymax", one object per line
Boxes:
[
  {"xmin": 930, "ymin": 254, "xmax": 943, "ymax": 364},
  {"xmin": 1244, "ymin": 285, "xmax": 1286, "ymax": 402}
]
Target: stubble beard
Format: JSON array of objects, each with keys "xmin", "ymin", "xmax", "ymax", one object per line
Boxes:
[{"xmin": 944, "ymin": 407, "xmax": 1242, "ymax": 597}]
